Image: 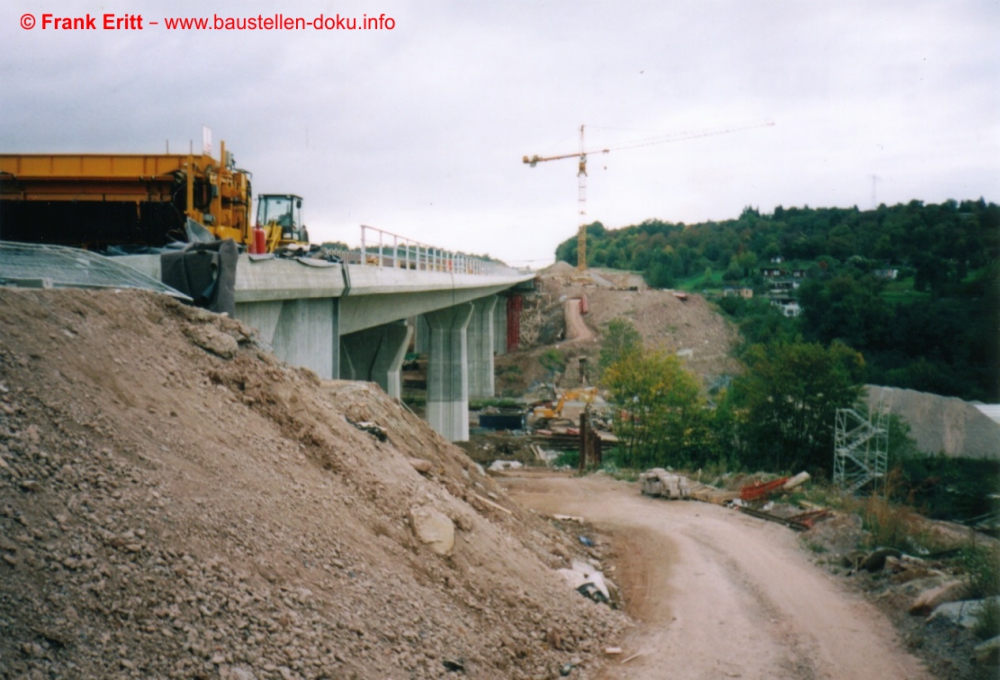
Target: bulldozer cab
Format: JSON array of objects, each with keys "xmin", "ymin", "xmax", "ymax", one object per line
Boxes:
[{"xmin": 256, "ymin": 194, "xmax": 308, "ymax": 244}]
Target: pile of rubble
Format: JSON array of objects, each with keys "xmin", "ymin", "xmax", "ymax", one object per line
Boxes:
[
  {"xmin": 0, "ymin": 288, "xmax": 628, "ymax": 679},
  {"xmin": 804, "ymin": 517, "xmax": 1000, "ymax": 674}
]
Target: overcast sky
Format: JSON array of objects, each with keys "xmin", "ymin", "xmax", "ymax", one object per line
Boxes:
[{"xmin": 2, "ymin": 1, "xmax": 997, "ymax": 266}]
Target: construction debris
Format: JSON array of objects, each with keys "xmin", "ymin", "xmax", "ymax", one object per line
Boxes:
[
  {"xmin": 638, "ymin": 469, "xmax": 740, "ymax": 505},
  {"xmin": 783, "ymin": 471, "xmax": 811, "ymax": 491},
  {"xmin": 470, "ymin": 492, "xmax": 514, "ymax": 515},
  {"xmin": 347, "ymin": 418, "xmax": 388, "ymax": 441},
  {"xmin": 637, "ymin": 467, "xmax": 830, "ymax": 534},
  {"xmin": 555, "ymin": 560, "xmax": 617, "ymax": 606},
  {"xmin": 488, "ymin": 459, "xmax": 523, "ymax": 472},
  {"xmin": 740, "ymin": 476, "xmax": 791, "ymax": 502},
  {"xmin": 736, "ymin": 505, "xmax": 830, "ymax": 531},
  {"xmin": 640, "ymin": 469, "xmax": 691, "ymax": 499}
]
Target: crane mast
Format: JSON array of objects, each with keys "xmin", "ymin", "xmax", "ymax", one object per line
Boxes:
[
  {"xmin": 577, "ymin": 125, "xmax": 587, "ymax": 272},
  {"xmin": 524, "ymin": 119, "xmax": 774, "ymax": 270}
]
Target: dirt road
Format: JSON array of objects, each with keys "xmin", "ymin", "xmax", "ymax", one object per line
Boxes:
[
  {"xmin": 502, "ymin": 472, "xmax": 930, "ymax": 680},
  {"xmin": 564, "ymin": 297, "xmax": 595, "ymax": 343}
]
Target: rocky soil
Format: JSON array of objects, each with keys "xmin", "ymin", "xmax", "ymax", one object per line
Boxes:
[
  {"xmin": 0, "ymin": 288, "xmax": 627, "ymax": 680},
  {"xmin": 496, "ymin": 263, "xmax": 740, "ymax": 395}
]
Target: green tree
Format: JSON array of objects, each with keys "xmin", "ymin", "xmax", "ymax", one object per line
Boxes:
[
  {"xmin": 598, "ymin": 319, "xmax": 642, "ymax": 375},
  {"xmin": 799, "ymin": 274, "xmax": 891, "ymax": 349},
  {"xmin": 722, "ymin": 259, "xmax": 744, "ymax": 282},
  {"xmin": 603, "ymin": 350, "xmax": 707, "ymax": 469},
  {"xmin": 731, "ymin": 341, "xmax": 865, "ymax": 474}
]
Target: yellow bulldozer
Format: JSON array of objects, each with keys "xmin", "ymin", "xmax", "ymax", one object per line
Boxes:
[{"xmin": 0, "ymin": 141, "xmax": 307, "ymax": 252}]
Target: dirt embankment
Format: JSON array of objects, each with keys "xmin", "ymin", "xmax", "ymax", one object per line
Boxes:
[
  {"xmin": 496, "ymin": 264, "xmax": 741, "ymax": 394},
  {"xmin": 0, "ymin": 289, "xmax": 627, "ymax": 679}
]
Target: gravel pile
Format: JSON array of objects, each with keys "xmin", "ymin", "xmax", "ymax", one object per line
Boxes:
[
  {"xmin": 0, "ymin": 288, "xmax": 627, "ymax": 679},
  {"xmin": 866, "ymin": 385, "xmax": 1000, "ymax": 460}
]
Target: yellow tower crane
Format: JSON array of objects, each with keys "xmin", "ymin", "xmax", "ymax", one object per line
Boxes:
[{"xmin": 523, "ymin": 119, "xmax": 775, "ymax": 271}]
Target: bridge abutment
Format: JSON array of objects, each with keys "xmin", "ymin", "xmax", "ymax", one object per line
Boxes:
[{"xmin": 236, "ymin": 298, "xmax": 340, "ymax": 380}]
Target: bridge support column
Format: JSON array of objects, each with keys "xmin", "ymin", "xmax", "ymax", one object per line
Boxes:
[
  {"xmin": 425, "ymin": 302, "xmax": 474, "ymax": 442},
  {"xmin": 493, "ymin": 295, "xmax": 508, "ymax": 356},
  {"xmin": 414, "ymin": 314, "xmax": 430, "ymax": 354},
  {"xmin": 468, "ymin": 296, "xmax": 497, "ymax": 399},
  {"xmin": 236, "ymin": 298, "xmax": 340, "ymax": 379},
  {"xmin": 339, "ymin": 321, "xmax": 412, "ymax": 399}
]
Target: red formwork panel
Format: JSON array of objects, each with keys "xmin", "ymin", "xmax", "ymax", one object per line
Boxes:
[
  {"xmin": 506, "ymin": 294, "xmax": 522, "ymax": 352},
  {"xmin": 740, "ymin": 476, "xmax": 790, "ymax": 502}
]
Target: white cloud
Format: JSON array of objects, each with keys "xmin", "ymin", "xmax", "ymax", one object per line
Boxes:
[{"xmin": 2, "ymin": 0, "xmax": 997, "ymax": 265}]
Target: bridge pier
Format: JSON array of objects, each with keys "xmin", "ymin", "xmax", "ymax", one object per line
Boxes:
[
  {"xmin": 468, "ymin": 296, "xmax": 497, "ymax": 399},
  {"xmin": 339, "ymin": 321, "xmax": 412, "ymax": 399},
  {"xmin": 493, "ymin": 295, "xmax": 508, "ymax": 356},
  {"xmin": 414, "ymin": 314, "xmax": 430, "ymax": 354},
  {"xmin": 424, "ymin": 302, "xmax": 473, "ymax": 442}
]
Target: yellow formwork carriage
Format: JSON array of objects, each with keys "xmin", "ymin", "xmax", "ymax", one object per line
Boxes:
[{"xmin": 0, "ymin": 141, "xmax": 253, "ymax": 247}]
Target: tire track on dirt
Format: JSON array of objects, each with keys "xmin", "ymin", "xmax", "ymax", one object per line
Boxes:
[{"xmin": 502, "ymin": 472, "xmax": 931, "ymax": 680}]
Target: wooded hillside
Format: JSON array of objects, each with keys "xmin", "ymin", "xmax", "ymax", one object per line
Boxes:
[{"xmin": 555, "ymin": 200, "xmax": 1000, "ymax": 402}]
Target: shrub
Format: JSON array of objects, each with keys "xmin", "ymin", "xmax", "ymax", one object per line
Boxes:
[
  {"xmin": 598, "ymin": 319, "xmax": 642, "ymax": 375},
  {"xmin": 540, "ymin": 348, "xmax": 568, "ymax": 374},
  {"xmin": 857, "ymin": 494, "xmax": 923, "ymax": 550},
  {"xmin": 974, "ymin": 599, "xmax": 1000, "ymax": 641},
  {"xmin": 552, "ymin": 450, "xmax": 579, "ymax": 468},
  {"xmin": 962, "ymin": 543, "xmax": 1000, "ymax": 599}
]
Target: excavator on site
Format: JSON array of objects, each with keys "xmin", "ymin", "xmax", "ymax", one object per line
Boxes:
[
  {"xmin": 532, "ymin": 387, "xmax": 599, "ymax": 419},
  {"xmin": 0, "ymin": 141, "xmax": 309, "ymax": 252}
]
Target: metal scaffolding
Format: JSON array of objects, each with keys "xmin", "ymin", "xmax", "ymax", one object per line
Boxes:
[{"xmin": 834, "ymin": 391, "xmax": 890, "ymax": 494}]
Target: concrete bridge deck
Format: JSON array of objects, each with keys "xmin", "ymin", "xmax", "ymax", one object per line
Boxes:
[{"xmin": 123, "ymin": 253, "xmax": 534, "ymax": 441}]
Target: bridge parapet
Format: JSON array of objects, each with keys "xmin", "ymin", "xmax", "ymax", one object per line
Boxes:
[{"xmin": 323, "ymin": 225, "xmax": 529, "ymax": 277}]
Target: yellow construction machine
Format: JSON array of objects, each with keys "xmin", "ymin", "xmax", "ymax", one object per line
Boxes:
[
  {"xmin": 254, "ymin": 193, "xmax": 309, "ymax": 252},
  {"xmin": 0, "ymin": 142, "xmax": 308, "ymax": 252},
  {"xmin": 532, "ymin": 387, "xmax": 599, "ymax": 419}
]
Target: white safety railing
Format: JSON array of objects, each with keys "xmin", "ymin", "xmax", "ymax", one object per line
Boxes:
[{"xmin": 340, "ymin": 225, "xmax": 523, "ymax": 275}]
